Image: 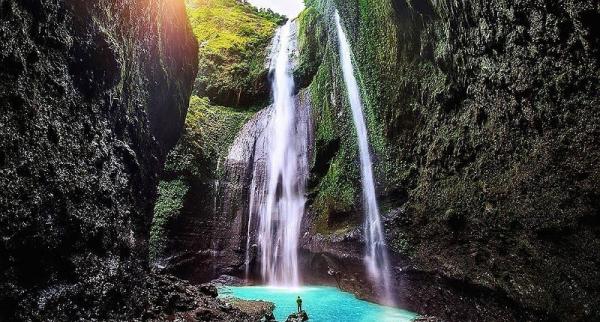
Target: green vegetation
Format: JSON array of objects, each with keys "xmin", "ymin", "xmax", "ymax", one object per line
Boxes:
[
  {"xmin": 165, "ymin": 95, "xmax": 255, "ymax": 178},
  {"xmin": 150, "ymin": 179, "xmax": 190, "ymax": 260},
  {"xmin": 313, "ymin": 154, "xmax": 359, "ymax": 234},
  {"xmin": 294, "ymin": 6, "xmax": 327, "ymax": 88},
  {"xmin": 186, "ymin": 0, "xmax": 284, "ymax": 106},
  {"xmin": 295, "ymin": 4, "xmax": 357, "ymax": 233},
  {"xmin": 298, "ymin": 0, "xmax": 446, "ymax": 235}
]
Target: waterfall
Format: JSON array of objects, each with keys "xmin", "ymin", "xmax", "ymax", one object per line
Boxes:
[
  {"xmin": 247, "ymin": 21, "xmax": 307, "ymax": 287},
  {"xmin": 244, "ymin": 166, "xmax": 259, "ymax": 280},
  {"xmin": 334, "ymin": 11, "xmax": 395, "ymax": 304}
]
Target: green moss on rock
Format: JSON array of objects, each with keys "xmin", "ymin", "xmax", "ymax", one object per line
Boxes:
[
  {"xmin": 303, "ymin": 29, "xmax": 363, "ymax": 233},
  {"xmin": 165, "ymin": 95, "xmax": 255, "ymax": 178},
  {"xmin": 150, "ymin": 179, "xmax": 190, "ymax": 260},
  {"xmin": 294, "ymin": 6, "xmax": 327, "ymax": 89}
]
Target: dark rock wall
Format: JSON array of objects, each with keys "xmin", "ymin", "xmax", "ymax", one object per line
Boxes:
[
  {"xmin": 0, "ymin": 0, "xmax": 197, "ymax": 319},
  {"xmin": 300, "ymin": 0, "xmax": 599, "ymax": 320}
]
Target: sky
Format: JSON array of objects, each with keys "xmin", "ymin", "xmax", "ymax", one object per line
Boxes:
[{"xmin": 247, "ymin": 0, "xmax": 305, "ymax": 18}]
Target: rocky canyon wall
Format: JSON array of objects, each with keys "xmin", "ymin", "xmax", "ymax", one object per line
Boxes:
[
  {"xmin": 0, "ymin": 0, "xmax": 197, "ymax": 319},
  {"xmin": 299, "ymin": 0, "xmax": 599, "ymax": 320}
]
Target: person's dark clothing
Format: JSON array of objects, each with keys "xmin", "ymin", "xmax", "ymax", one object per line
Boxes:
[{"xmin": 296, "ymin": 297, "xmax": 303, "ymax": 312}]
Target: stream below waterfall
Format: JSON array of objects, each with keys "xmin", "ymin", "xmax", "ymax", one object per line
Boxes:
[{"xmin": 220, "ymin": 286, "xmax": 417, "ymax": 322}]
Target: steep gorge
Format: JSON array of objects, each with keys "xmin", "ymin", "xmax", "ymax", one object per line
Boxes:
[
  {"xmin": 152, "ymin": 0, "xmax": 599, "ymax": 321},
  {"xmin": 5, "ymin": 0, "xmax": 585, "ymax": 320}
]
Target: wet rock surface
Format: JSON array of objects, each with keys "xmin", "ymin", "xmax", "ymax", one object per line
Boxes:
[
  {"xmin": 286, "ymin": 310, "xmax": 309, "ymax": 322},
  {"xmin": 225, "ymin": 298, "xmax": 275, "ymax": 322},
  {"xmin": 0, "ymin": 0, "xmax": 197, "ymax": 320},
  {"xmin": 144, "ymin": 273, "xmax": 274, "ymax": 321}
]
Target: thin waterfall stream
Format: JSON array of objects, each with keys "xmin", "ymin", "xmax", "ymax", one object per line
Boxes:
[{"xmin": 335, "ymin": 11, "xmax": 395, "ymax": 304}]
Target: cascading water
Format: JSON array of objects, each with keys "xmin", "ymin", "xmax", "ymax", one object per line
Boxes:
[
  {"xmin": 249, "ymin": 21, "xmax": 306, "ymax": 287},
  {"xmin": 334, "ymin": 11, "xmax": 395, "ymax": 304}
]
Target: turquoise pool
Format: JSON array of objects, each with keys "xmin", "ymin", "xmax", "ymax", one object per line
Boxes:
[{"xmin": 219, "ymin": 285, "xmax": 417, "ymax": 322}]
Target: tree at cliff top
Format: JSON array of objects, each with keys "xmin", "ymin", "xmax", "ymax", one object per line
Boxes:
[{"xmin": 186, "ymin": 0, "xmax": 284, "ymax": 107}]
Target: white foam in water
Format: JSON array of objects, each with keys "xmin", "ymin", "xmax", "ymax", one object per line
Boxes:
[{"xmin": 335, "ymin": 11, "xmax": 395, "ymax": 305}]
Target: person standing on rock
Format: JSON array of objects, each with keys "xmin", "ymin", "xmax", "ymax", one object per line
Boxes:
[{"xmin": 296, "ymin": 296, "xmax": 303, "ymax": 313}]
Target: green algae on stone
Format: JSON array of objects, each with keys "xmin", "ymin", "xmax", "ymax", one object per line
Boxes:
[{"xmin": 165, "ymin": 95, "xmax": 255, "ymax": 178}]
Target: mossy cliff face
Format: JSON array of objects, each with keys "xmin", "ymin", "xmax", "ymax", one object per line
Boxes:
[
  {"xmin": 0, "ymin": 0, "xmax": 197, "ymax": 319},
  {"xmin": 299, "ymin": 0, "xmax": 599, "ymax": 320},
  {"xmin": 150, "ymin": 1, "xmax": 285, "ymax": 281},
  {"xmin": 150, "ymin": 96, "xmax": 253, "ymax": 276}
]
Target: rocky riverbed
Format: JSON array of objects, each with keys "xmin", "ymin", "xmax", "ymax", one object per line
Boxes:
[{"xmin": 144, "ymin": 274, "xmax": 274, "ymax": 321}]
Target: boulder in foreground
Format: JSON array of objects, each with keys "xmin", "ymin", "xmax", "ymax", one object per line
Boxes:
[{"xmin": 286, "ymin": 310, "xmax": 309, "ymax": 322}]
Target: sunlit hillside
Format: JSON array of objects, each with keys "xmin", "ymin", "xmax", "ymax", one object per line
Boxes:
[{"xmin": 186, "ymin": 0, "xmax": 284, "ymax": 106}]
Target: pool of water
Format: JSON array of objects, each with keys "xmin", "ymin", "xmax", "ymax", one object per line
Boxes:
[{"xmin": 219, "ymin": 285, "xmax": 417, "ymax": 322}]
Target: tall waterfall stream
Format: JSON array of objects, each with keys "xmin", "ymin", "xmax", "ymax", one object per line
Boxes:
[
  {"xmin": 244, "ymin": 21, "xmax": 310, "ymax": 287},
  {"xmin": 335, "ymin": 11, "xmax": 395, "ymax": 304}
]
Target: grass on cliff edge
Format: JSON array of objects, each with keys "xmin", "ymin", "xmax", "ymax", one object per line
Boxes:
[{"xmin": 186, "ymin": 0, "xmax": 284, "ymax": 104}]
